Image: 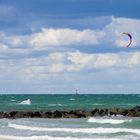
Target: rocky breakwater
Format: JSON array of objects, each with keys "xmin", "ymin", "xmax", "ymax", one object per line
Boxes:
[{"xmin": 0, "ymin": 106, "xmax": 140, "ymax": 119}]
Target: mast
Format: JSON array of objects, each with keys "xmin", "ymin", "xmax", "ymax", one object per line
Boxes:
[{"xmin": 75, "ymin": 89, "xmax": 78, "ymax": 95}]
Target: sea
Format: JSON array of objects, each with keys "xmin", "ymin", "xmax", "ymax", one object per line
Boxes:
[{"xmin": 0, "ymin": 94, "xmax": 140, "ymax": 140}]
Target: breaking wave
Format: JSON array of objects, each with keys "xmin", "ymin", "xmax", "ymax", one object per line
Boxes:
[
  {"xmin": 48, "ymin": 103, "xmax": 63, "ymax": 106},
  {"xmin": 19, "ymin": 99, "xmax": 32, "ymax": 105},
  {"xmin": 8, "ymin": 123, "xmax": 140, "ymax": 135},
  {"xmin": 87, "ymin": 117, "xmax": 132, "ymax": 124},
  {"xmin": 0, "ymin": 135, "xmax": 126, "ymax": 140}
]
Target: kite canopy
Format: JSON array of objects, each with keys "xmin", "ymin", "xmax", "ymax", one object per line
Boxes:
[{"xmin": 122, "ymin": 32, "xmax": 132, "ymax": 48}]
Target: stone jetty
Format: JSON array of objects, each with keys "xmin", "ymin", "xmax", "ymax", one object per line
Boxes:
[{"xmin": 0, "ymin": 106, "xmax": 140, "ymax": 119}]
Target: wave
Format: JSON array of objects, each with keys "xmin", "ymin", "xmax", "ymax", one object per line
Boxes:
[
  {"xmin": 0, "ymin": 135, "xmax": 126, "ymax": 140},
  {"xmin": 48, "ymin": 103, "xmax": 63, "ymax": 106},
  {"xmin": 87, "ymin": 117, "xmax": 132, "ymax": 124},
  {"xmin": 127, "ymin": 104, "xmax": 135, "ymax": 106},
  {"xmin": 91, "ymin": 103, "xmax": 103, "ymax": 106},
  {"xmin": 69, "ymin": 98, "xmax": 76, "ymax": 101},
  {"xmin": 19, "ymin": 99, "xmax": 32, "ymax": 105},
  {"xmin": 8, "ymin": 123, "xmax": 140, "ymax": 135}
]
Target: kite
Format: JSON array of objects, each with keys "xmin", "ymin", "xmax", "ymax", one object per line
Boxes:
[{"xmin": 122, "ymin": 32, "xmax": 132, "ymax": 48}]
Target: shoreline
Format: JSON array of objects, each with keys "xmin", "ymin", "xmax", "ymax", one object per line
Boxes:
[{"xmin": 0, "ymin": 106, "xmax": 140, "ymax": 119}]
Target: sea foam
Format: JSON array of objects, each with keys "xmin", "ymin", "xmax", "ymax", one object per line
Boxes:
[
  {"xmin": 19, "ymin": 99, "xmax": 31, "ymax": 105},
  {"xmin": 0, "ymin": 135, "xmax": 126, "ymax": 140},
  {"xmin": 8, "ymin": 123, "xmax": 140, "ymax": 135},
  {"xmin": 69, "ymin": 98, "xmax": 76, "ymax": 101},
  {"xmin": 87, "ymin": 117, "xmax": 132, "ymax": 124},
  {"xmin": 48, "ymin": 103, "xmax": 63, "ymax": 106}
]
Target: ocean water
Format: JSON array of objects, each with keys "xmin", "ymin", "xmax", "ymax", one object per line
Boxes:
[{"xmin": 0, "ymin": 94, "xmax": 140, "ymax": 140}]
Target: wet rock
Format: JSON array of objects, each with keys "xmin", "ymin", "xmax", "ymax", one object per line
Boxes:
[
  {"xmin": 90, "ymin": 109, "xmax": 99, "ymax": 116},
  {"xmin": 132, "ymin": 106, "xmax": 140, "ymax": 111},
  {"xmin": 0, "ymin": 106, "xmax": 140, "ymax": 119},
  {"xmin": 13, "ymin": 111, "xmax": 26, "ymax": 118},
  {"xmin": 99, "ymin": 109, "xmax": 108, "ymax": 116},
  {"xmin": 121, "ymin": 109, "xmax": 129, "ymax": 116},
  {"xmin": 53, "ymin": 110, "xmax": 62, "ymax": 118},
  {"xmin": 9, "ymin": 111, "xmax": 18, "ymax": 118},
  {"xmin": 64, "ymin": 110, "xmax": 87, "ymax": 118},
  {"xmin": 61, "ymin": 111, "xmax": 70, "ymax": 118},
  {"xmin": 43, "ymin": 111, "xmax": 53, "ymax": 118},
  {"xmin": 134, "ymin": 112, "xmax": 140, "ymax": 117},
  {"xmin": 109, "ymin": 108, "xmax": 118, "ymax": 116},
  {"xmin": 33, "ymin": 111, "xmax": 42, "ymax": 118},
  {"xmin": 0, "ymin": 112, "xmax": 6, "ymax": 118}
]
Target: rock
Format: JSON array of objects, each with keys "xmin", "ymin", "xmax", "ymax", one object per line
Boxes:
[
  {"xmin": 66, "ymin": 110, "xmax": 87, "ymax": 118},
  {"xmin": 132, "ymin": 106, "xmax": 140, "ymax": 111},
  {"xmin": 9, "ymin": 111, "xmax": 18, "ymax": 119},
  {"xmin": 33, "ymin": 111, "xmax": 42, "ymax": 118},
  {"xmin": 134, "ymin": 112, "xmax": 140, "ymax": 117},
  {"xmin": 121, "ymin": 110, "xmax": 129, "ymax": 116},
  {"xmin": 53, "ymin": 110, "xmax": 62, "ymax": 118},
  {"xmin": 43, "ymin": 111, "xmax": 53, "ymax": 118},
  {"xmin": 90, "ymin": 109, "xmax": 99, "ymax": 116},
  {"xmin": 13, "ymin": 111, "xmax": 26, "ymax": 118},
  {"xmin": 0, "ymin": 106, "xmax": 140, "ymax": 119},
  {"xmin": 0, "ymin": 112, "xmax": 6, "ymax": 118},
  {"xmin": 61, "ymin": 111, "xmax": 70, "ymax": 118},
  {"xmin": 127, "ymin": 109, "xmax": 137, "ymax": 117},
  {"xmin": 109, "ymin": 108, "xmax": 118, "ymax": 116},
  {"xmin": 99, "ymin": 109, "xmax": 108, "ymax": 116}
]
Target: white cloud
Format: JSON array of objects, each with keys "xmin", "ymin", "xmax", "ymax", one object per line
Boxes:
[
  {"xmin": 29, "ymin": 28, "xmax": 105, "ymax": 49},
  {"xmin": 0, "ymin": 16, "xmax": 140, "ymax": 93},
  {"xmin": 128, "ymin": 52, "xmax": 140, "ymax": 66},
  {"xmin": 0, "ymin": 49, "xmax": 140, "ymax": 94},
  {"xmin": 0, "ymin": 16, "xmax": 140, "ymax": 52},
  {"xmin": 2, "ymin": 51, "xmax": 138, "ymax": 82},
  {"xmin": 94, "ymin": 53, "xmax": 119, "ymax": 68},
  {"xmin": 0, "ymin": 43, "xmax": 8, "ymax": 51},
  {"xmin": 48, "ymin": 63, "xmax": 65, "ymax": 73},
  {"xmin": 104, "ymin": 17, "xmax": 140, "ymax": 47}
]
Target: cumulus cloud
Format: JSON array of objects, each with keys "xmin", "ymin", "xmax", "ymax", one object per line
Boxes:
[
  {"xmin": 104, "ymin": 17, "xmax": 140, "ymax": 47},
  {"xmin": 0, "ymin": 51, "xmax": 138, "ymax": 82},
  {"xmin": 0, "ymin": 47, "xmax": 140, "ymax": 93},
  {"xmin": 29, "ymin": 28, "xmax": 105, "ymax": 49},
  {"xmin": 0, "ymin": 43, "xmax": 9, "ymax": 51},
  {"xmin": 0, "ymin": 16, "xmax": 140, "ymax": 52},
  {"xmin": 0, "ymin": 16, "xmax": 140, "ymax": 93},
  {"xmin": 27, "ymin": 17, "xmax": 140, "ymax": 49}
]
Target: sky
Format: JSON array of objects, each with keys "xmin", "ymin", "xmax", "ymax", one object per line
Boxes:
[{"xmin": 0, "ymin": 0, "xmax": 140, "ymax": 94}]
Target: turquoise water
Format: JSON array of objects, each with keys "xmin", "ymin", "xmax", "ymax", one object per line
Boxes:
[
  {"xmin": 0, "ymin": 94, "xmax": 140, "ymax": 140},
  {"xmin": 0, "ymin": 116, "xmax": 140, "ymax": 139},
  {"xmin": 0, "ymin": 94, "xmax": 140, "ymax": 111}
]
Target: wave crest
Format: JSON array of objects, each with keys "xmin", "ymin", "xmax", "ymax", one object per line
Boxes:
[
  {"xmin": 0, "ymin": 135, "xmax": 125, "ymax": 140},
  {"xmin": 8, "ymin": 123, "xmax": 139, "ymax": 135},
  {"xmin": 87, "ymin": 117, "xmax": 132, "ymax": 124}
]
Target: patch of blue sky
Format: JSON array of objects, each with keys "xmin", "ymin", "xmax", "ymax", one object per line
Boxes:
[{"xmin": 0, "ymin": 0, "xmax": 139, "ymax": 93}]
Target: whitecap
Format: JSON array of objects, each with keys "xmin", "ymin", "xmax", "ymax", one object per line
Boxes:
[
  {"xmin": 48, "ymin": 103, "xmax": 62, "ymax": 106},
  {"xmin": 87, "ymin": 117, "xmax": 132, "ymax": 124},
  {"xmin": 114, "ymin": 115, "xmax": 124, "ymax": 118},
  {"xmin": 91, "ymin": 103, "xmax": 103, "ymax": 106},
  {"xmin": 19, "ymin": 99, "xmax": 32, "ymax": 105},
  {"xmin": 0, "ymin": 135, "xmax": 125, "ymax": 140},
  {"xmin": 8, "ymin": 123, "xmax": 139, "ymax": 135},
  {"xmin": 69, "ymin": 98, "xmax": 76, "ymax": 101}
]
